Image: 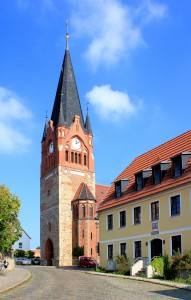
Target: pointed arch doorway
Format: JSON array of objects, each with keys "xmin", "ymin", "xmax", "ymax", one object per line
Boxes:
[
  {"xmin": 45, "ymin": 239, "xmax": 54, "ymax": 266},
  {"xmin": 151, "ymin": 238, "xmax": 162, "ymax": 258}
]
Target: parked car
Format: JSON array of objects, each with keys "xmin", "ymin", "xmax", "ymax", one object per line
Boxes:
[
  {"xmin": 79, "ymin": 257, "xmax": 96, "ymax": 268},
  {"xmin": 15, "ymin": 258, "xmax": 32, "ymax": 265},
  {"xmin": 32, "ymin": 257, "xmax": 41, "ymax": 265}
]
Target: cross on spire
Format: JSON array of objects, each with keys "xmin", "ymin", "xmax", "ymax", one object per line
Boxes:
[{"xmin": 66, "ymin": 20, "xmax": 69, "ymax": 50}]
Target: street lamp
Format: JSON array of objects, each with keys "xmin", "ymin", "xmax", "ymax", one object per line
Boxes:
[{"xmin": 95, "ymin": 221, "xmax": 99, "ymax": 270}]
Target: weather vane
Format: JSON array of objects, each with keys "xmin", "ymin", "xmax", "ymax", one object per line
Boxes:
[{"xmin": 66, "ymin": 20, "xmax": 69, "ymax": 50}]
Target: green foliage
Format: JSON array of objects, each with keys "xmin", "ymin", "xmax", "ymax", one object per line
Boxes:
[
  {"xmin": 171, "ymin": 251, "xmax": 191, "ymax": 278},
  {"xmin": 151, "ymin": 252, "xmax": 191, "ymax": 280},
  {"xmin": 72, "ymin": 246, "xmax": 84, "ymax": 257},
  {"xmin": 114, "ymin": 254, "xmax": 129, "ymax": 274},
  {"xmin": 0, "ymin": 185, "xmax": 22, "ymax": 253},
  {"xmin": 150, "ymin": 257, "xmax": 164, "ymax": 277},
  {"xmin": 36, "ymin": 246, "xmax": 40, "ymax": 249},
  {"xmin": 14, "ymin": 249, "xmax": 25, "ymax": 258},
  {"xmin": 26, "ymin": 250, "xmax": 35, "ymax": 259}
]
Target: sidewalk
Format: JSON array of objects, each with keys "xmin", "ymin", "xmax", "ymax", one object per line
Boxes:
[{"xmin": 0, "ymin": 267, "xmax": 31, "ymax": 294}]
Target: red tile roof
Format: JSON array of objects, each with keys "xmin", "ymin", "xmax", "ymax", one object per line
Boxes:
[
  {"xmin": 95, "ymin": 184, "xmax": 109, "ymax": 207},
  {"xmin": 99, "ymin": 130, "xmax": 191, "ymax": 212}
]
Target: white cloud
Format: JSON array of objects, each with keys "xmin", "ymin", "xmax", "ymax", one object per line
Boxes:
[
  {"xmin": 70, "ymin": 0, "xmax": 167, "ymax": 69},
  {"xmin": 0, "ymin": 87, "xmax": 32, "ymax": 154},
  {"xmin": 86, "ymin": 84, "xmax": 141, "ymax": 121}
]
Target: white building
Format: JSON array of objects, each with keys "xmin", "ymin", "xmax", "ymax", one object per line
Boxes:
[{"xmin": 14, "ymin": 228, "xmax": 31, "ymax": 251}]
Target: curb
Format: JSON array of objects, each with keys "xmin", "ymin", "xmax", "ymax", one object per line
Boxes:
[
  {"xmin": 0, "ymin": 270, "xmax": 32, "ymax": 295},
  {"xmin": 84, "ymin": 271, "xmax": 191, "ymax": 292}
]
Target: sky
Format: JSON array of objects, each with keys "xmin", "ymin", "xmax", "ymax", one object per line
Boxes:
[{"xmin": 0, "ymin": 0, "xmax": 191, "ymax": 249}]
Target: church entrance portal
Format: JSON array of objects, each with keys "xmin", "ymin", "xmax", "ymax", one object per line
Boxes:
[
  {"xmin": 151, "ymin": 238, "xmax": 162, "ymax": 258},
  {"xmin": 45, "ymin": 239, "xmax": 54, "ymax": 266}
]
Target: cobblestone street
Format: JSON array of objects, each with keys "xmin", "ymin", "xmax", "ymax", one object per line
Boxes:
[{"xmin": 1, "ymin": 266, "xmax": 191, "ymax": 300}]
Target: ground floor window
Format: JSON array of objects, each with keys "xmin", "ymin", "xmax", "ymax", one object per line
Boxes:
[
  {"xmin": 120, "ymin": 242, "xmax": 127, "ymax": 257},
  {"xmin": 108, "ymin": 244, "xmax": 113, "ymax": 260},
  {"xmin": 134, "ymin": 241, "xmax": 142, "ymax": 258},
  {"xmin": 171, "ymin": 235, "xmax": 182, "ymax": 255}
]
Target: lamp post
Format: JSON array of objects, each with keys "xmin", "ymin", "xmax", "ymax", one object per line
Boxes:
[{"xmin": 95, "ymin": 221, "xmax": 99, "ymax": 270}]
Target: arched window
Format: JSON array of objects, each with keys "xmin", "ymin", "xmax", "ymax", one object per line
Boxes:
[
  {"xmin": 89, "ymin": 206, "xmax": 93, "ymax": 218},
  {"xmin": 78, "ymin": 154, "xmax": 81, "ymax": 164},
  {"xmin": 73, "ymin": 205, "xmax": 78, "ymax": 219},
  {"xmin": 71, "ymin": 152, "xmax": 74, "ymax": 163},
  {"xmin": 84, "ymin": 155, "xmax": 87, "ymax": 166},
  {"xmin": 82, "ymin": 206, "xmax": 85, "ymax": 218},
  {"xmin": 65, "ymin": 150, "xmax": 69, "ymax": 161},
  {"xmin": 75, "ymin": 153, "xmax": 77, "ymax": 163}
]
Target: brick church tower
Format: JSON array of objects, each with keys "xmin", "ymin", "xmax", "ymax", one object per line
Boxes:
[{"xmin": 40, "ymin": 30, "xmax": 98, "ymax": 266}]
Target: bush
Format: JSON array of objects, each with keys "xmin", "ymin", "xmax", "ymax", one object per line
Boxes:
[
  {"xmin": 114, "ymin": 254, "xmax": 128, "ymax": 274},
  {"xmin": 150, "ymin": 257, "xmax": 164, "ymax": 277},
  {"xmin": 72, "ymin": 246, "xmax": 84, "ymax": 257}
]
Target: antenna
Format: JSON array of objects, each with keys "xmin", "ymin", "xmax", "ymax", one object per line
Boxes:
[{"xmin": 66, "ymin": 20, "xmax": 69, "ymax": 50}]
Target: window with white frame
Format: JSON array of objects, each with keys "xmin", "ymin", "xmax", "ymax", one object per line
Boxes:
[
  {"xmin": 108, "ymin": 244, "xmax": 113, "ymax": 260},
  {"xmin": 134, "ymin": 241, "xmax": 142, "ymax": 258},
  {"xmin": 170, "ymin": 195, "xmax": 180, "ymax": 216},
  {"xmin": 171, "ymin": 235, "xmax": 182, "ymax": 255},
  {"xmin": 107, "ymin": 214, "xmax": 113, "ymax": 230},
  {"xmin": 120, "ymin": 242, "xmax": 127, "ymax": 257},
  {"xmin": 133, "ymin": 206, "xmax": 141, "ymax": 224},
  {"xmin": 19, "ymin": 242, "xmax": 22, "ymax": 249},
  {"xmin": 119, "ymin": 210, "xmax": 126, "ymax": 228},
  {"xmin": 151, "ymin": 201, "xmax": 159, "ymax": 221}
]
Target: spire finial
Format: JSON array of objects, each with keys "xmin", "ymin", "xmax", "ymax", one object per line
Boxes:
[
  {"xmin": 86, "ymin": 100, "xmax": 89, "ymax": 115},
  {"xmin": 46, "ymin": 109, "xmax": 48, "ymax": 120},
  {"xmin": 66, "ymin": 20, "xmax": 69, "ymax": 50}
]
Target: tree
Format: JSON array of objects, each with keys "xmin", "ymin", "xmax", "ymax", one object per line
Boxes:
[
  {"xmin": 26, "ymin": 250, "xmax": 35, "ymax": 259},
  {"xmin": 14, "ymin": 249, "xmax": 25, "ymax": 258},
  {"xmin": 0, "ymin": 184, "xmax": 22, "ymax": 253}
]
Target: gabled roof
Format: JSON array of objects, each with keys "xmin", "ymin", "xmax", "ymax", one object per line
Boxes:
[
  {"xmin": 99, "ymin": 130, "xmax": 191, "ymax": 212},
  {"xmin": 51, "ymin": 49, "xmax": 85, "ymax": 131},
  {"xmin": 73, "ymin": 182, "xmax": 96, "ymax": 201},
  {"xmin": 22, "ymin": 228, "xmax": 31, "ymax": 239}
]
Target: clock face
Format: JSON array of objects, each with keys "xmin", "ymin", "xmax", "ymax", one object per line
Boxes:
[
  {"xmin": 71, "ymin": 138, "xmax": 81, "ymax": 150},
  {"xmin": 49, "ymin": 142, "xmax": 54, "ymax": 153}
]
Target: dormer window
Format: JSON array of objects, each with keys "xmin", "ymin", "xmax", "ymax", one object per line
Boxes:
[
  {"xmin": 115, "ymin": 179, "xmax": 130, "ymax": 198},
  {"xmin": 152, "ymin": 161, "xmax": 171, "ymax": 185},
  {"xmin": 153, "ymin": 165, "xmax": 161, "ymax": 184},
  {"xmin": 171, "ymin": 152, "xmax": 191, "ymax": 178},
  {"xmin": 135, "ymin": 169, "xmax": 152, "ymax": 191},
  {"xmin": 172, "ymin": 155, "xmax": 182, "ymax": 177}
]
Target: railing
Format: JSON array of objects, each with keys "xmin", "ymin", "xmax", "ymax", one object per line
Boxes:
[
  {"xmin": 147, "ymin": 256, "xmax": 160, "ymax": 266},
  {"xmin": 131, "ymin": 257, "xmax": 148, "ymax": 266},
  {"xmin": 130, "ymin": 257, "xmax": 148, "ymax": 276}
]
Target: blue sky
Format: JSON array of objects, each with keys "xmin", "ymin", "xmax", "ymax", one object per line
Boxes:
[{"xmin": 0, "ymin": 0, "xmax": 191, "ymax": 249}]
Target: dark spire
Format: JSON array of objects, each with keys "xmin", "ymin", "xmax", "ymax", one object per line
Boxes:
[
  {"xmin": 42, "ymin": 111, "xmax": 49, "ymax": 141},
  {"xmin": 51, "ymin": 22, "xmax": 85, "ymax": 131},
  {"xmin": 85, "ymin": 103, "xmax": 92, "ymax": 135},
  {"xmin": 57, "ymin": 100, "xmax": 65, "ymax": 126}
]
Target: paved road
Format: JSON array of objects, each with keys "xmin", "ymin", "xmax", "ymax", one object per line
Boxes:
[{"xmin": 1, "ymin": 266, "xmax": 191, "ymax": 300}]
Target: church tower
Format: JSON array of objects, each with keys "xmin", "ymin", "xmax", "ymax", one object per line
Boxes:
[{"xmin": 40, "ymin": 27, "xmax": 96, "ymax": 266}]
